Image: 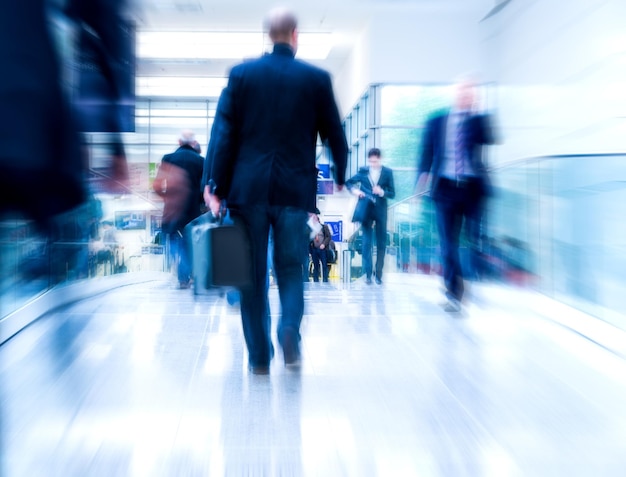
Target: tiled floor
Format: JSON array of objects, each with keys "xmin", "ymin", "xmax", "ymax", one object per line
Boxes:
[{"xmin": 2, "ymin": 273, "xmax": 626, "ymax": 476}]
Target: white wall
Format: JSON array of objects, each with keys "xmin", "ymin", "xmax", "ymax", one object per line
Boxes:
[
  {"xmin": 481, "ymin": 0, "xmax": 626, "ymax": 164},
  {"xmin": 334, "ymin": 25, "xmax": 371, "ymax": 117},
  {"xmin": 335, "ymin": 10, "xmax": 486, "ymax": 116}
]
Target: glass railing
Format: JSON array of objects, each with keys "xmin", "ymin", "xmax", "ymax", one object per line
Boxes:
[
  {"xmin": 3, "ymin": 153, "xmax": 626, "ymax": 332},
  {"xmin": 0, "ymin": 189, "xmax": 168, "ymax": 320},
  {"xmin": 378, "ymin": 153, "xmax": 626, "ymax": 329}
]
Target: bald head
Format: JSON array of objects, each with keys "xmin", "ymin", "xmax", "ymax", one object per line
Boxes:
[
  {"xmin": 453, "ymin": 73, "xmax": 479, "ymax": 111},
  {"xmin": 264, "ymin": 8, "xmax": 298, "ymax": 46},
  {"xmin": 179, "ymin": 129, "xmax": 196, "ymax": 146}
]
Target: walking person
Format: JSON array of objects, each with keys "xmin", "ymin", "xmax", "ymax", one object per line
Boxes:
[
  {"xmin": 203, "ymin": 8, "xmax": 347, "ymax": 373},
  {"xmin": 154, "ymin": 130, "xmax": 204, "ymax": 289},
  {"xmin": 346, "ymin": 148, "xmax": 395, "ymax": 284},
  {"xmin": 416, "ymin": 75, "xmax": 497, "ymax": 312}
]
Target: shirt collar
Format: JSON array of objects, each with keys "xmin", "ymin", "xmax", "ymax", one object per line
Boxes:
[
  {"xmin": 451, "ymin": 108, "xmax": 471, "ymax": 117},
  {"xmin": 273, "ymin": 43, "xmax": 295, "ymax": 58}
]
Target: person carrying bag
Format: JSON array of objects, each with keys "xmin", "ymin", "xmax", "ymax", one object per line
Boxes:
[
  {"xmin": 309, "ymin": 210, "xmax": 332, "ymax": 282},
  {"xmin": 346, "ymin": 148, "xmax": 395, "ymax": 284}
]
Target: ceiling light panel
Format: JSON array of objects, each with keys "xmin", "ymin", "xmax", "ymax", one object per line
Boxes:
[
  {"xmin": 137, "ymin": 76, "xmax": 227, "ymax": 97},
  {"xmin": 137, "ymin": 31, "xmax": 333, "ymax": 60}
]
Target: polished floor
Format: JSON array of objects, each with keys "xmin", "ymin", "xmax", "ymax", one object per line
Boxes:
[{"xmin": 2, "ymin": 273, "xmax": 626, "ymax": 476}]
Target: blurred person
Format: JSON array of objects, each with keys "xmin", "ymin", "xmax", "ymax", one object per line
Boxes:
[
  {"xmin": 0, "ymin": 0, "xmax": 131, "ymax": 225},
  {"xmin": 346, "ymin": 148, "xmax": 396, "ymax": 285},
  {"xmin": 101, "ymin": 220, "xmax": 118, "ymax": 250},
  {"xmin": 416, "ymin": 74, "xmax": 497, "ymax": 312},
  {"xmin": 153, "ymin": 130, "xmax": 204, "ymax": 289},
  {"xmin": 414, "ymin": 226, "xmax": 432, "ymax": 274},
  {"xmin": 203, "ymin": 8, "xmax": 348, "ymax": 373},
  {"xmin": 309, "ymin": 209, "xmax": 332, "ymax": 283},
  {"xmin": 302, "ymin": 240, "xmax": 312, "ymax": 282},
  {"xmin": 400, "ymin": 233, "xmax": 411, "ymax": 272}
]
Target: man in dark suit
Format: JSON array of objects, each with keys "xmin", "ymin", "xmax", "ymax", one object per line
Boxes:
[
  {"xmin": 153, "ymin": 130, "xmax": 204, "ymax": 289},
  {"xmin": 204, "ymin": 8, "xmax": 348, "ymax": 373},
  {"xmin": 417, "ymin": 75, "xmax": 497, "ymax": 312},
  {"xmin": 0, "ymin": 0, "xmax": 130, "ymax": 224},
  {"xmin": 346, "ymin": 148, "xmax": 396, "ymax": 285}
]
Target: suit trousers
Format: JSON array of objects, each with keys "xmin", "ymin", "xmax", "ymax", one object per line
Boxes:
[
  {"xmin": 361, "ymin": 212, "xmax": 387, "ymax": 280},
  {"xmin": 434, "ymin": 178, "xmax": 484, "ymax": 302},
  {"xmin": 232, "ymin": 205, "xmax": 309, "ymax": 367}
]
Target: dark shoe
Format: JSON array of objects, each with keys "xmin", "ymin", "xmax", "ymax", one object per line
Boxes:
[
  {"xmin": 375, "ymin": 277, "xmax": 382, "ymax": 285},
  {"xmin": 365, "ymin": 277, "xmax": 372, "ymax": 285},
  {"xmin": 281, "ymin": 331, "xmax": 301, "ymax": 367},
  {"xmin": 443, "ymin": 299, "xmax": 461, "ymax": 313},
  {"xmin": 178, "ymin": 281, "xmax": 191, "ymax": 289},
  {"xmin": 248, "ymin": 364, "xmax": 270, "ymax": 375}
]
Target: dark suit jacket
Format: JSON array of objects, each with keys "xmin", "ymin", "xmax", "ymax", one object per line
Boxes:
[
  {"xmin": 418, "ymin": 110, "xmax": 496, "ymax": 200},
  {"xmin": 204, "ymin": 43, "xmax": 348, "ymax": 213},
  {"xmin": 346, "ymin": 166, "xmax": 396, "ymax": 221}
]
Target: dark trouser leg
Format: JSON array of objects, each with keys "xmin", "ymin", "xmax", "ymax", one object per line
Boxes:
[
  {"xmin": 177, "ymin": 230, "xmax": 192, "ymax": 284},
  {"xmin": 374, "ymin": 218, "xmax": 387, "ymax": 279},
  {"xmin": 361, "ymin": 220, "xmax": 373, "ymax": 278},
  {"xmin": 435, "ymin": 192, "xmax": 464, "ymax": 301},
  {"xmin": 270, "ymin": 206, "xmax": 309, "ymax": 345},
  {"xmin": 233, "ymin": 207, "xmax": 272, "ymax": 367},
  {"xmin": 464, "ymin": 185, "xmax": 484, "ymax": 282},
  {"xmin": 321, "ymin": 249, "xmax": 329, "ymax": 282},
  {"xmin": 311, "ymin": 247, "xmax": 322, "ymax": 282}
]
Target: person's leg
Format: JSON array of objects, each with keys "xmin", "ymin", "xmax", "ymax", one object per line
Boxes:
[
  {"xmin": 311, "ymin": 247, "xmax": 321, "ymax": 282},
  {"xmin": 320, "ymin": 247, "xmax": 329, "ymax": 282},
  {"xmin": 302, "ymin": 244, "xmax": 310, "ymax": 282},
  {"xmin": 374, "ymin": 216, "xmax": 387, "ymax": 281},
  {"xmin": 168, "ymin": 232, "xmax": 186, "ymax": 286},
  {"xmin": 177, "ymin": 229, "xmax": 192, "ymax": 285},
  {"xmin": 271, "ymin": 205, "xmax": 308, "ymax": 365},
  {"xmin": 464, "ymin": 183, "xmax": 485, "ymax": 282},
  {"xmin": 435, "ymin": 192, "xmax": 464, "ymax": 303},
  {"xmin": 361, "ymin": 220, "xmax": 374, "ymax": 280},
  {"xmin": 231, "ymin": 207, "xmax": 272, "ymax": 369},
  {"xmin": 166, "ymin": 232, "xmax": 178, "ymax": 274}
]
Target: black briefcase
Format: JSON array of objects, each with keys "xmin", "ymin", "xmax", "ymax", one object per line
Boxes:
[{"xmin": 185, "ymin": 209, "xmax": 253, "ymax": 294}]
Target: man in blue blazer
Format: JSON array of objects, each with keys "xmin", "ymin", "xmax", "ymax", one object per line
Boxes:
[
  {"xmin": 204, "ymin": 8, "xmax": 348, "ymax": 373},
  {"xmin": 417, "ymin": 76, "xmax": 496, "ymax": 312},
  {"xmin": 347, "ymin": 148, "xmax": 396, "ymax": 284}
]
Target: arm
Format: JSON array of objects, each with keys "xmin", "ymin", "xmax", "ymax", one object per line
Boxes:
[
  {"xmin": 153, "ymin": 160, "xmax": 170, "ymax": 197},
  {"xmin": 206, "ymin": 83, "xmax": 238, "ymax": 202},
  {"xmin": 316, "ymin": 73, "xmax": 348, "ymax": 189},
  {"xmin": 416, "ymin": 117, "xmax": 436, "ymax": 194},
  {"xmin": 375, "ymin": 168, "xmax": 395, "ymax": 200},
  {"xmin": 476, "ymin": 113, "xmax": 499, "ymax": 145},
  {"xmin": 344, "ymin": 171, "xmax": 359, "ymax": 191},
  {"xmin": 345, "ymin": 174, "xmax": 367, "ymax": 198}
]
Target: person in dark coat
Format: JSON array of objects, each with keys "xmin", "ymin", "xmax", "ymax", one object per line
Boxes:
[
  {"xmin": 153, "ymin": 130, "xmax": 204, "ymax": 289},
  {"xmin": 346, "ymin": 148, "xmax": 396, "ymax": 284},
  {"xmin": 203, "ymin": 8, "xmax": 348, "ymax": 373},
  {"xmin": 416, "ymin": 74, "xmax": 497, "ymax": 312}
]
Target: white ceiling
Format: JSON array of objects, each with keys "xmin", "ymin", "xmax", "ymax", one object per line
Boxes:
[{"xmin": 133, "ymin": 0, "xmax": 495, "ymax": 80}]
